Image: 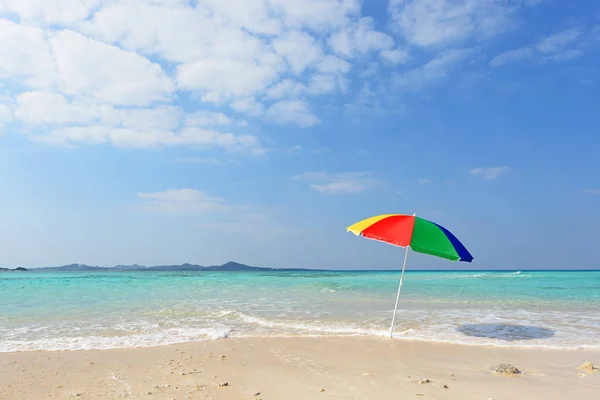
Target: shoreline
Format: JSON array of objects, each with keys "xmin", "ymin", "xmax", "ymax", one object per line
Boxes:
[
  {"xmin": 3, "ymin": 333, "xmax": 600, "ymax": 354},
  {"xmin": 2, "ymin": 337, "xmax": 598, "ymax": 399}
]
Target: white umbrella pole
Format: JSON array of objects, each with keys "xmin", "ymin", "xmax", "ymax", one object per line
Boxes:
[{"xmin": 389, "ymin": 246, "xmax": 410, "ymax": 338}]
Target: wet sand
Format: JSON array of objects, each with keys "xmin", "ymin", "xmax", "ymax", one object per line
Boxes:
[{"xmin": 1, "ymin": 337, "xmax": 598, "ymax": 399}]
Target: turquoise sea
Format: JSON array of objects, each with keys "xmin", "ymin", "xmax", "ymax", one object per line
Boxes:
[{"xmin": 1, "ymin": 270, "xmax": 599, "ymax": 352}]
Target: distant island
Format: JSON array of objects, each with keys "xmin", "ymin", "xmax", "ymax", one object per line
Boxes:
[
  {"xmin": 0, "ymin": 267, "xmax": 28, "ymax": 272},
  {"xmin": 25, "ymin": 261, "xmax": 308, "ymax": 272}
]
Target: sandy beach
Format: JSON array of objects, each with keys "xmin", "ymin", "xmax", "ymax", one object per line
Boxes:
[{"xmin": 1, "ymin": 337, "xmax": 598, "ymax": 399}]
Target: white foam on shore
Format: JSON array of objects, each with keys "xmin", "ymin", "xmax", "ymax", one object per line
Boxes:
[
  {"xmin": 2, "ymin": 307, "xmax": 599, "ymax": 352},
  {"xmin": 0, "ymin": 326, "xmax": 231, "ymax": 352}
]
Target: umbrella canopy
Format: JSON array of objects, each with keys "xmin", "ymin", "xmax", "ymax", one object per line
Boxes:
[
  {"xmin": 347, "ymin": 214, "xmax": 473, "ymax": 262},
  {"xmin": 346, "ymin": 213, "xmax": 473, "ymax": 337}
]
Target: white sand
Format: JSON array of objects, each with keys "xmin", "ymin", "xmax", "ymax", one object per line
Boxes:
[{"xmin": 1, "ymin": 337, "xmax": 598, "ymax": 399}]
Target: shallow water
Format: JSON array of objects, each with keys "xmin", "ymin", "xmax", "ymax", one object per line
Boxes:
[{"xmin": 1, "ymin": 270, "xmax": 599, "ymax": 352}]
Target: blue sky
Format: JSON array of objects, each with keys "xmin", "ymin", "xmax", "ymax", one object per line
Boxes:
[{"xmin": 0, "ymin": 0, "xmax": 599, "ymax": 270}]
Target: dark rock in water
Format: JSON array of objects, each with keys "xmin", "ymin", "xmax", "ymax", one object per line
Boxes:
[
  {"xmin": 15, "ymin": 267, "xmax": 28, "ymax": 271},
  {"xmin": 492, "ymin": 364, "xmax": 520, "ymax": 374}
]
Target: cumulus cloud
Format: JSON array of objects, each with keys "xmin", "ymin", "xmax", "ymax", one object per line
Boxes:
[
  {"xmin": 0, "ymin": 0, "xmax": 100, "ymax": 26},
  {"xmin": 469, "ymin": 166, "xmax": 511, "ymax": 180},
  {"xmin": 12, "ymin": 91, "xmax": 263, "ymax": 152},
  {"xmin": 380, "ymin": 48, "xmax": 410, "ymax": 64},
  {"xmin": 329, "ymin": 17, "xmax": 395, "ymax": 57},
  {"xmin": 264, "ymin": 100, "xmax": 320, "ymax": 127},
  {"xmin": 0, "ymin": 0, "xmax": 401, "ymax": 153},
  {"xmin": 292, "ymin": 172, "xmax": 385, "ymax": 194},
  {"xmin": 388, "ymin": 0, "xmax": 521, "ymax": 47}
]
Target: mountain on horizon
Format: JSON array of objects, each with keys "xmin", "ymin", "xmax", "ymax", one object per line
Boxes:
[{"xmin": 30, "ymin": 261, "xmax": 288, "ymax": 272}]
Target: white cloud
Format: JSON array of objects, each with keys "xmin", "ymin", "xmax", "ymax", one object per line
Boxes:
[
  {"xmin": 307, "ymin": 74, "xmax": 340, "ymax": 95},
  {"xmin": 380, "ymin": 48, "xmax": 410, "ymax": 64},
  {"xmin": 329, "ymin": 17, "xmax": 395, "ymax": 57},
  {"xmin": 490, "ymin": 47, "xmax": 533, "ymax": 67},
  {"xmin": 37, "ymin": 125, "xmax": 263, "ymax": 153},
  {"xmin": 137, "ymin": 189, "xmax": 230, "ymax": 214},
  {"xmin": 14, "ymin": 91, "xmax": 184, "ymax": 132},
  {"xmin": 199, "ymin": 0, "xmax": 282, "ymax": 35},
  {"xmin": 265, "ymin": 79, "xmax": 307, "ymax": 100},
  {"xmin": 177, "ymin": 59, "xmax": 277, "ymax": 101},
  {"xmin": 48, "ymin": 30, "xmax": 174, "ymax": 106},
  {"xmin": 268, "ymin": 0, "xmax": 362, "ymax": 31},
  {"xmin": 265, "ymin": 100, "xmax": 320, "ymax": 127},
  {"xmin": 184, "ymin": 110, "xmax": 234, "ymax": 127},
  {"xmin": 0, "ymin": 0, "xmax": 100, "ymax": 26},
  {"xmin": 491, "ymin": 27, "xmax": 591, "ymax": 67},
  {"xmin": 344, "ymin": 81, "xmax": 393, "ymax": 120},
  {"xmin": 0, "ymin": 19, "xmax": 57, "ymax": 89},
  {"xmin": 273, "ymin": 30, "xmax": 323, "ymax": 75},
  {"xmin": 230, "ymin": 97, "xmax": 265, "ymax": 117},
  {"xmin": 317, "ymin": 55, "xmax": 351, "ymax": 74},
  {"xmin": 292, "ymin": 171, "xmax": 385, "ymax": 194},
  {"xmin": 78, "ymin": 0, "xmax": 364, "ymax": 113},
  {"xmin": 469, "ymin": 166, "xmax": 511, "ymax": 180},
  {"xmin": 0, "ymin": 21, "xmax": 174, "ymax": 106},
  {"xmin": 0, "ymin": 0, "xmax": 417, "ymax": 153},
  {"xmin": 536, "ymin": 28, "xmax": 582, "ymax": 54},
  {"xmin": 394, "ymin": 48, "xmax": 474, "ymax": 91},
  {"xmin": 14, "ymin": 91, "xmax": 109, "ymax": 125},
  {"xmin": 388, "ymin": 0, "xmax": 526, "ymax": 47},
  {"xmin": 12, "ymin": 91, "xmax": 264, "ymax": 153}
]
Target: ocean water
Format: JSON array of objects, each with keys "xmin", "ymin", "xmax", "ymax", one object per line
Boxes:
[{"xmin": 1, "ymin": 270, "xmax": 599, "ymax": 352}]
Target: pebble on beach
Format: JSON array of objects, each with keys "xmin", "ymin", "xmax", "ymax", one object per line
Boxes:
[
  {"xmin": 218, "ymin": 382, "xmax": 229, "ymax": 387},
  {"xmin": 417, "ymin": 378, "xmax": 431, "ymax": 384},
  {"xmin": 442, "ymin": 384, "xmax": 449, "ymax": 389},
  {"xmin": 492, "ymin": 364, "xmax": 520, "ymax": 375}
]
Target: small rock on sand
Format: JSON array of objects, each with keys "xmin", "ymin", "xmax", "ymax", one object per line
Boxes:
[
  {"xmin": 492, "ymin": 364, "xmax": 520, "ymax": 374},
  {"xmin": 319, "ymin": 388, "xmax": 325, "ymax": 392},
  {"xmin": 577, "ymin": 361, "xmax": 596, "ymax": 371},
  {"xmin": 417, "ymin": 378, "xmax": 431, "ymax": 384},
  {"xmin": 252, "ymin": 392, "xmax": 261, "ymax": 396},
  {"xmin": 218, "ymin": 382, "xmax": 229, "ymax": 387},
  {"xmin": 442, "ymin": 385, "xmax": 449, "ymax": 389}
]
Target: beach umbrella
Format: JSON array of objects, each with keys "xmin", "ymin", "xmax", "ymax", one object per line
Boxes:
[{"xmin": 346, "ymin": 214, "xmax": 473, "ymax": 337}]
